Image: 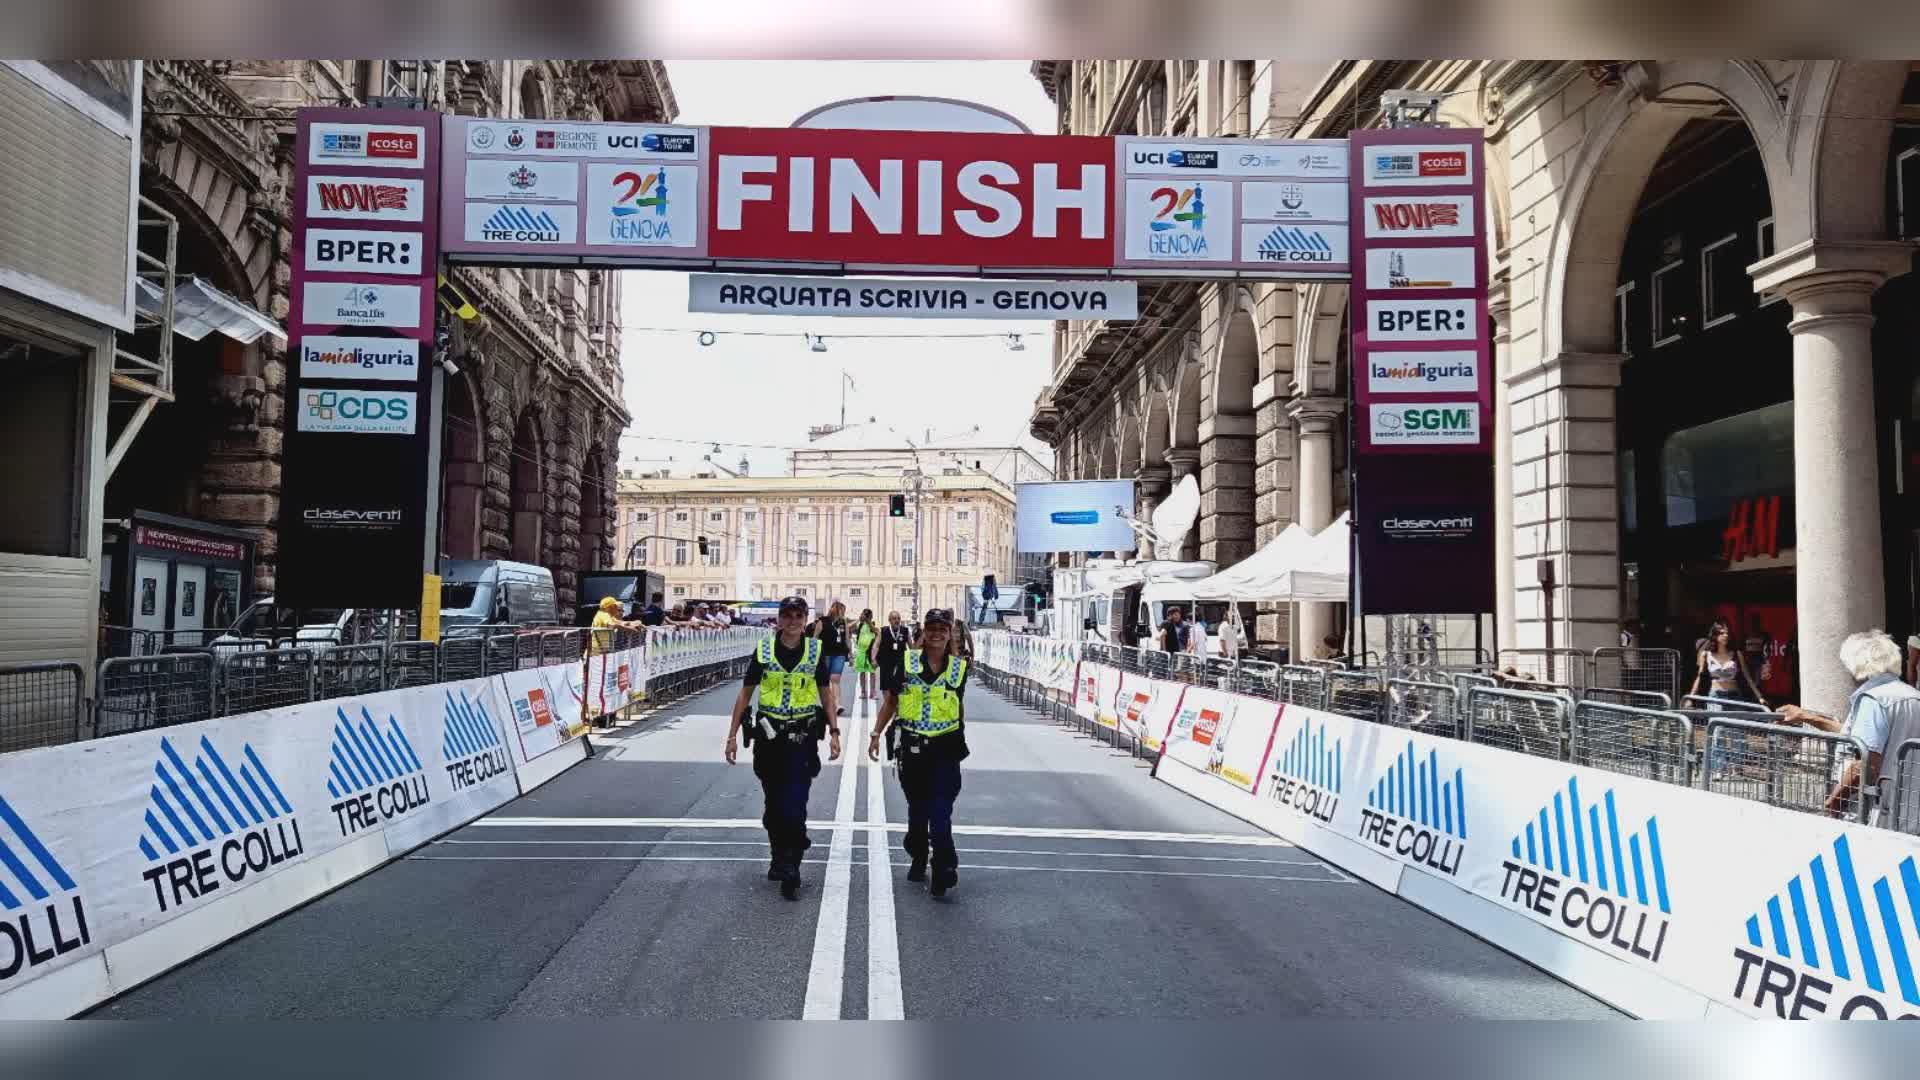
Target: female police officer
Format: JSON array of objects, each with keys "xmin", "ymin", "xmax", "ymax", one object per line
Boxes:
[
  {"xmin": 869, "ymin": 607, "xmax": 969, "ymax": 898},
  {"xmin": 726, "ymin": 595, "xmax": 841, "ymax": 900}
]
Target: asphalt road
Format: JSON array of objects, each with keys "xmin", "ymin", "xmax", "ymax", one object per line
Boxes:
[{"xmin": 95, "ymin": 678, "xmax": 1615, "ymax": 1019}]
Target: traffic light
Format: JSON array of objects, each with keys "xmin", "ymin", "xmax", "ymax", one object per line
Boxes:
[
  {"xmin": 889, "ymin": 494, "xmax": 906, "ymax": 518},
  {"xmin": 697, "ymin": 536, "xmax": 709, "ymax": 556}
]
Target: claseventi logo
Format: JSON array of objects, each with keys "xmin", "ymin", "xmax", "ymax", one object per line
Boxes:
[
  {"xmin": 1380, "ymin": 513, "xmax": 1476, "ymax": 541},
  {"xmin": 1132, "ymin": 149, "xmax": 1218, "ymax": 169},
  {"xmin": 1730, "ymin": 834, "xmax": 1920, "ymax": 1018},
  {"xmin": 0, "ymin": 793, "xmax": 90, "ymax": 983},
  {"xmin": 1268, "ymin": 714, "xmax": 1341, "ymax": 822},
  {"xmin": 324, "ymin": 706, "xmax": 429, "ymax": 838},
  {"xmin": 303, "ymin": 507, "xmax": 403, "ymax": 527},
  {"xmin": 1499, "ymin": 776, "xmax": 1672, "ymax": 965},
  {"xmin": 1359, "ymin": 740, "xmax": 1466, "ymax": 876},
  {"xmin": 442, "ymin": 689, "xmax": 512, "ymax": 792},
  {"xmin": 137, "ymin": 735, "xmax": 305, "ymax": 914}
]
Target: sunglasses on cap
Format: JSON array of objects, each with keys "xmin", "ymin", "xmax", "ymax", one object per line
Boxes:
[{"xmin": 922, "ymin": 609, "xmax": 954, "ymax": 626}]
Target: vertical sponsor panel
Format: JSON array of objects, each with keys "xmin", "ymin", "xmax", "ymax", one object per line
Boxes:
[{"xmin": 282, "ymin": 107, "xmax": 441, "ymax": 608}]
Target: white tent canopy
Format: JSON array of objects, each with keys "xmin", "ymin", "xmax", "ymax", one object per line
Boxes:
[{"xmin": 1187, "ymin": 514, "xmax": 1349, "ymax": 603}]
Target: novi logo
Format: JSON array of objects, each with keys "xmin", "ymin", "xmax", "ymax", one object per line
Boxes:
[
  {"xmin": 138, "ymin": 735, "xmax": 305, "ymax": 914},
  {"xmin": 481, "ymin": 205, "xmax": 564, "ymax": 243},
  {"xmin": 1267, "ymin": 715, "xmax": 1341, "ymax": 822},
  {"xmin": 1731, "ymin": 834, "xmax": 1920, "ymax": 1018},
  {"xmin": 1358, "ymin": 740, "xmax": 1465, "ymax": 876},
  {"xmin": 1371, "ymin": 202, "xmax": 1461, "ymax": 231},
  {"xmin": 324, "ymin": 706, "xmax": 429, "ymax": 838},
  {"xmin": 442, "ymin": 689, "xmax": 512, "ymax": 792},
  {"xmin": 1255, "ymin": 225, "xmax": 1335, "ymax": 263},
  {"xmin": 315, "ymin": 182, "xmax": 409, "ymax": 214},
  {"xmin": 0, "ymin": 794, "xmax": 90, "ymax": 983},
  {"xmin": 1498, "ymin": 776, "xmax": 1671, "ymax": 964},
  {"xmin": 1049, "ymin": 510, "xmax": 1099, "ymax": 525}
]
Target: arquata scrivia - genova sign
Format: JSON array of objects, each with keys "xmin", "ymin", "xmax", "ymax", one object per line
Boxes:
[{"xmin": 281, "ymin": 108, "xmax": 1489, "ymax": 610}]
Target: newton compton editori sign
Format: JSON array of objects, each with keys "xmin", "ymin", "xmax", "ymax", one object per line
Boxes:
[{"xmin": 687, "ymin": 274, "xmax": 1137, "ymax": 319}]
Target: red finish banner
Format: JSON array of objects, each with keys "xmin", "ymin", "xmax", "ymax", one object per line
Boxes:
[{"xmin": 705, "ymin": 126, "xmax": 1116, "ymax": 269}]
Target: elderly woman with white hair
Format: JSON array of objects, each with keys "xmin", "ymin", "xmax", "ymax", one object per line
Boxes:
[{"xmin": 1777, "ymin": 630, "xmax": 1920, "ymax": 817}]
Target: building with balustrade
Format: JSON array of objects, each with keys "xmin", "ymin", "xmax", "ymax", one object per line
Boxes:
[{"xmin": 1031, "ymin": 60, "xmax": 1920, "ymax": 715}]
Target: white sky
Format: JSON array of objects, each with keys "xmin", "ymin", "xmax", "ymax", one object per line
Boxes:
[{"xmin": 616, "ymin": 61, "xmax": 1059, "ymax": 478}]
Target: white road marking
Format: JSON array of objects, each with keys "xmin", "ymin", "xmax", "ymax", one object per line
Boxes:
[
  {"xmin": 880, "ymin": 862, "xmax": 1353, "ymax": 883},
  {"xmin": 408, "ymin": 854, "xmax": 1346, "ymax": 883},
  {"xmin": 411, "ymin": 855, "xmax": 830, "ymax": 864},
  {"xmin": 802, "ymin": 714, "xmax": 861, "ymax": 1021},
  {"xmin": 866, "ymin": 726, "xmax": 903, "ymax": 1020},
  {"xmin": 435, "ymin": 841, "xmax": 1322, "ymax": 868},
  {"xmin": 474, "ymin": 817, "xmax": 1293, "ymax": 847}
]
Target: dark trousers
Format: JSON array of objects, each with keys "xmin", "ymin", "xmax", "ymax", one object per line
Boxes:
[
  {"xmin": 898, "ymin": 751, "xmax": 963, "ymax": 871},
  {"xmin": 753, "ymin": 739, "xmax": 819, "ymax": 870}
]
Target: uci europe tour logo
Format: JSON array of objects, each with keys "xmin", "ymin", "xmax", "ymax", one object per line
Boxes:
[
  {"xmin": 442, "ymin": 689, "xmax": 511, "ymax": 792},
  {"xmin": 1498, "ymin": 776, "xmax": 1671, "ymax": 964},
  {"xmin": 138, "ymin": 735, "xmax": 305, "ymax": 914},
  {"xmin": 1357, "ymin": 739, "xmax": 1465, "ymax": 876},
  {"xmin": 0, "ymin": 793, "xmax": 90, "ymax": 983},
  {"xmin": 1730, "ymin": 833, "xmax": 1920, "ymax": 1019},
  {"xmin": 1267, "ymin": 714, "xmax": 1341, "ymax": 823},
  {"xmin": 324, "ymin": 705, "xmax": 429, "ymax": 838}
]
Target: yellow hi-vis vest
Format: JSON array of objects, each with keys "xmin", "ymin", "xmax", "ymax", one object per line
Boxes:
[
  {"xmin": 899, "ymin": 650, "xmax": 967, "ymax": 737},
  {"xmin": 756, "ymin": 636, "xmax": 823, "ymax": 723}
]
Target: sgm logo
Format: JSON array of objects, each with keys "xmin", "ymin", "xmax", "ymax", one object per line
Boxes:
[
  {"xmin": 1369, "ymin": 403, "xmax": 1480, "ymax": 445},
  {"xmin": 298, "ymin": 335, "xmax": 419, "ymax": 383},
  {"xmin": 304, "ymin": 229, "xmax": 423, "ymax": 276},
  {"xmin": 299, "ymin": 389, "xmax": 417, "ymax": 435},
  {"xmin": 1132, "ymin": 149, "xmax": 1218, "ymax": 169}
]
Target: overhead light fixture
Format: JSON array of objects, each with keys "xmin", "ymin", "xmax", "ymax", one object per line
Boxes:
[
  {"xmin": 809, "ymin": 334, "xmax": 828, "ymax": 353},
  {"xmin": 1006, "ymin": 334, "xmax": 1026, "ymax": 352}
]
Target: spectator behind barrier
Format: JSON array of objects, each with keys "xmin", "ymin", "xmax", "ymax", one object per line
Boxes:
[{"xmin": 1776, "ymin": 630, "xmax": 1920, "ymax": 816}]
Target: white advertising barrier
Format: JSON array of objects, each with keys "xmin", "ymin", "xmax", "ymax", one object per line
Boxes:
[
  {"xmin": 1092, "ymin": 664, "xmax": 1124, "ymax": 731},
  {"xmin": 1073, "ymin": 663, "xmax": 1104, "ymax": 722},
  {"xmin": 1135, "ymin": 676, "xmax": 1920, "ymax": 1020},
  {"xmin": 0, "ymin": 674, "xmax": 525, "ymax": 1019},
  {"xmin": 640, "ymin": 627, "xmax": 761, "ymax": 683},
  {"xmin": 974, "ymin": 631, "xmax": 1081, "ymax": 697},
  {"xmin": 1157, "ymin": 685, "xmax": 1281, "ymax": 794},
  {"xmin": 1113, "ymin": 673, "xmax": 1162, "ymax": 746}
]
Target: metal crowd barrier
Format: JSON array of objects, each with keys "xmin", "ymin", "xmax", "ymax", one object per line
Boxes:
[
  {"xmin": 317, "ymin": 644, "xmax": 386, "ymax": 700},
  {"xmin": 1568, "ymin": 700, "xmax": 1693, "ymax": 787},
  {"xmin": 1325, "ymin": 670, "xmax": 1385, "ymax": 724},
  {"xmin": 219, "ymin": 648, "xmax": 315, "ymax": 714},
  {"xmin": 439, "ymin": 636, "xmax": 487, "ymax": 681},
  {"xmin": 1583, "ymin": 686, "xmax": 1672, "ymax": 710},
  {"xmin": 1275, "ymin": 665, "xmax": 1328, "ymax": 708},
  {"xmin": 1680, "ymin": 694, "xmax": 1770, "ymax": 714},
  {"xmin": 1885, "ymin": 740, "xmax": 1920, "ymax": 835},
  {"xmin": 1497, "ymin": 648, "xmax": 1591, "ymax": 692},
  {"xmin": 1386, "ymin": 678, "xmax": 1459, "ymax": 738},
  {"xmin": 95, "ymin": 654, "xmax": 216, "ymax": 737},
  {"xmin": 1591, "ymin": 646, "xmax": 1682, "ymax": 705},
  {"xmin": 1451, "ymin": 671, "xmax": 1498, "ymax": 694},
  {"xmin": 1464, "ymin": 687, "xmax": 1568, "ymax": 762},
  {"xmin": 485, "ymin": 634, "xmax": 520, "ymax": 676},
  {"xmin": 1699, "ymin": 714, "xmax": 1871, "ymax": 822},
  {"xmin": 385, "ymin": 641, "xmax": 440, "ymax": 689}
]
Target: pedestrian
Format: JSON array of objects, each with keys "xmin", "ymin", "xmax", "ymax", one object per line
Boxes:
[
  {"xmin": 1315, "ymin": 634, "xmax": 1343, "ymax": 661},
  {"xmin": 1217, "ymin": 612, "xmax": 1243, "ymax": 660},
  {"xmin": 813, "ymin": 599, "xmax": 852, "ymax": 718},
  {"xmin": 876, "ymin": 610, "xmax": 912, "ymax": 694},
  {"xmin": 1777, "ymin": 630, "xmax": 1920, "ymax": 818},
  {"xmin": 870, "ymin": 607, "xmax": 970, "ymax": 898},
  {"xmin": 590, "ymin": 595, "xmax": 642, "ymax": 655},
  {"xmin": 1158, "ymin": 605, "xmax": 1190, "ymax": 654},
  {"xmin": 1187, "ymin": 613, "xmax": 1210, "ymax": 658},
  {"xmin": 725, "ymin": 595, "xmax": 841, "ymax": 900},
  {"xmin": 853, "ymin": 608, "xmax": 879, "ymax": 708},
  {"xmin": 1690, "ymin": 619, "xmax": 1762, "ymax": 706}
]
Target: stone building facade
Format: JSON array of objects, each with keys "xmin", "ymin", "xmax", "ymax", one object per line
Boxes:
[
  {"xmin": 1032, "ymin": 60, "xmax": 1920, "ymax": 715},
  {"xmin": 126, "ymin": 60, "xmax": 676, "ymax": 611}
]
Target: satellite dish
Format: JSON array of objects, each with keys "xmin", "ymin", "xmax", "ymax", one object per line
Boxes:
[{"xmin": 1150, "ymin": 474, "xmax": 1200, "ymax": 560}]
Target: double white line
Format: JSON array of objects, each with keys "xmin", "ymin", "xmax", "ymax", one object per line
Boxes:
[{"xmin": 801, "ymin": 709, "xmax": 905, "ymax": 1019}]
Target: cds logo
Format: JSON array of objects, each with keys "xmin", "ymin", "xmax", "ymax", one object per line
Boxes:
[
  {"xmin": 300, "ymin": 389, "xmax": 416, "ymax": 435},
  {"xmin": 1418, "ymin": 151, "xmax": 1466, "ymax": 176},
  {"xmin": 367, "ymin": 131, "xmax": 419, "ymax": 159}
]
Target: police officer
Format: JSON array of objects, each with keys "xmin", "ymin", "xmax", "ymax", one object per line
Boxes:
[
  {"xmin": 869, "ymin": 607, "xmax": 969, "ymax": 898},
  {"xmin": 726, "ymin": 595, "xmax": 841, "ymax": 900}
]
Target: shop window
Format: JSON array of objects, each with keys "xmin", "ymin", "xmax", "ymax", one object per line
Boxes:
[
  {"xmin": 1662, "ymin": 401, "xmax": 1794, "ymax": 536},
  {"xmin": 0, "ymin": 326, "xmax": 85, "ymax": 557},
  {"xmin": 1651, "ymin": 259, "xmax": 1689, "ymax": 347},
  {"xmin": 633, "ymin": 540, "xmax": 649, "ymax": 564},
  {"xmin": 1700, "ymin": 232, "xmax": 1743, "ymax": 329},
  {"xmin": 635, "ymin": 511, "xmax": 651, "ymax": 523},
  {"xmin": 1757, "ymin": 218, "xmax": 1782, "ymax": 306},
  {"xmin": 705, "ymin": 586, "xmax": 721, "ymax": 597},
  {"xmin": 672, "ymin": 585, "xmax": 688, "ymax": 598}
]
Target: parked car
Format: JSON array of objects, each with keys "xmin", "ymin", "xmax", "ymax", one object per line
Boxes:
[{"xmin": 209, "ymin": 599, "xmax": 365, "ymax": 651}]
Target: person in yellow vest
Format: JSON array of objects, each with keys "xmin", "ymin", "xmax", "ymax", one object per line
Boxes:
[
  {"xmin": 870, "ymin": 607, "xmax": 970, "ymax": 898},
  {"xmin": 726, "ymin": 595, "xmax": 841, "ymax": 900}
]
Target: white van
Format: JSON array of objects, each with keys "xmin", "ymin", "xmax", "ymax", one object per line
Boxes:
[{"xmin": 439, "ymin": 560, "xmax": 559, "ymax": 630}]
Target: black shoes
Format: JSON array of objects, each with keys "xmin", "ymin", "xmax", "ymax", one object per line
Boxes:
[
  {"xmin": 780, "ymin": 871, "xmax": 801, "ymax": 901},
  {"xmin": 767, "ymin": 861, "xmax": 782, "ymax": 881},
  {"xmin": 906, "ymin": 859, "xmax": 927, "ymax": 883},
  {"xmin": 930, "ymin": 867, "xmax": 957, "ymax": 898}
]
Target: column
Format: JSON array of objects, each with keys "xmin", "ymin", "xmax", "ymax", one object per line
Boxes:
[
  {"xmin": 1134, "ymin": 463, "xmax": 1171, "ymax": 559},
  {"xmin": 1751, "ymin": 241, "xmax": 1909, "ymax": 716},
  {"xmin": 1289, "ymin": 397, "xmax": 1345, "ymax": 657},
  {"xmin": 1163, "ymin": 447, "xmax": 1201, "ymax": 562},
  {"xmin": 1489, "ymin": 283, "xmax": 1517, "ymax": 653},
  {"xmin": 1198, "ymin": 414, "xmax": 1256, "ymax": 568}
]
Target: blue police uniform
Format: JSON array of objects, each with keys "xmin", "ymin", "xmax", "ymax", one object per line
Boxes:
[{"xmin": 893, "ymin": 647, "xmax": 970, "ymax": 894}]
